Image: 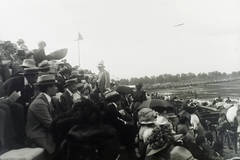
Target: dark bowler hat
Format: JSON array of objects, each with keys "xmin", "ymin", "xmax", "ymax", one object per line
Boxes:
[
  {"xmin": 34, "ymin": 75, "xmax": 59, "ymax": 86},
  {"xmin": 23, "ymin": 68, "xmax": 39, "ymax": 75}
]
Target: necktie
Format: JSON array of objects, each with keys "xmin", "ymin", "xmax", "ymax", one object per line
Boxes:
[{"xmin": 50, "ymin": 99, "xmax": 56, "ymax": 118}]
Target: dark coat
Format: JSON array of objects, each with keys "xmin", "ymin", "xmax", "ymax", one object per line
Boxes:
[
  {"xmin": 132, "ymin": 90, "xmax": 147, "ymax": 102},
  {"xmin": 187, "ymin": 143, "xmax": 209, "ymax": 160},
  {"xmin": 103, "ymin": 103, "xmax": 135, "ymax": 146},
  {"xmin": 2, "ymin": 76, "xmax": 35, "ymax": 107},
  {"xmin": 56, "ymin": 74, "xmax": 66, "ymax": 93},
  {"xmin": 26, "ymin": 93, "xmax": 55, "ymax": 153},
  {"xmin": 60, "ymin": 90, "xmax": 74, "ymax": 113},
  {"xmin": 34, "ymin": 48, "xmax": 47, "ymax": 66}
]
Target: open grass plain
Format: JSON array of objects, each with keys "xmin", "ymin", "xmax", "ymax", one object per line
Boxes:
[{"xmin": 147, "ymin": 80, "xmax": 240, "ymax": 159}]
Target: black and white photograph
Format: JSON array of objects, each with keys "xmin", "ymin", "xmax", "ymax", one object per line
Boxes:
[{"xmin": 0, "ymin": 0, "xmax": 240, "ymax": 159}]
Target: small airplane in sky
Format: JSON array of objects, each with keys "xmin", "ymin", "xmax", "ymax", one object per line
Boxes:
[{"xmin": 174, "ymin": 23, "xmax": 184, "ymax": 27}]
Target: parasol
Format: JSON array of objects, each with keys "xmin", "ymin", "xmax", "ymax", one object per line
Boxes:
[
  {"xmin": 114, "ymin": 86, "xmax": 134, "ymax": 95},
  {"xmin": 139, "ymin": 99, "xmax": 175, "ymax": 113}
]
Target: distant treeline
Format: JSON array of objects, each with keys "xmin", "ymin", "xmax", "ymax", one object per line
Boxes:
[{"xmin": 115, "ymin": 71, "xmax": 240, "ymax": 89}]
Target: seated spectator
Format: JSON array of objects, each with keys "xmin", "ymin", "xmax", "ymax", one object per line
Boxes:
[
  {"xmin": 56, "ymin": 66, "xmax": 72, "ymax": 93},
  {"xmin": 177, "ymin": 117, "xmax": 195, "ymax": 145},
  {"xmin": 0, "ymin": 101, "xmax": 26, "ymax": 151},
  {"xmin": 188, "ymin": 135, "xmax": 210, "ymax": 160},
  {"xmin": 103, "ymin": 90, "xmax": 135, "ymax": 160},
  {"xmin": 59, "ymin": 124, "xmax": 120, "ymax": 160},
  {"xmin": 3, "ymin": 68, "xmax": 39, "ymax": 108},
  {"xmin": 10, "ymin": 59, "xmax": 37, "ymax": 77},
  {"xmin": 26, "ymin": 75, "xmax": 59, "ymax": 155},
  {"xmin": 59, "ymin": 78, "xmax": 80, "ymax": 113},
  {"xmin": 145, "ymin": 125, "xmax": 183, "ymax": 160},
  {"xmin": 11, "ymin": 50, "xmax": 26, "ymax": 74}
]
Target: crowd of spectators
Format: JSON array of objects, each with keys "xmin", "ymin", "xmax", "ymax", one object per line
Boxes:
[{"xmin": 0, "ymin": 38, "xmax": 235, "ymax": 160}]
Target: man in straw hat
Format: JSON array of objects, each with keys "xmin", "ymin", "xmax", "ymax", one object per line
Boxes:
[
  {"xmin": 96, "ymin": 60, "xmax": 110, "ymax": 97},
  {"xmin": 59, "ymin": 78, "xmax": 81, "ymax": 114},
  {"xmin": 26, "ymin": 74, "xmax": 59, "ymax": 155},
  {"xmin": 10, "ymin": 59, "xmax": 37, "ymax": 77},
  {"xmin": 2, "ymin": 68, "xmax": 39, "ymax": 107}
]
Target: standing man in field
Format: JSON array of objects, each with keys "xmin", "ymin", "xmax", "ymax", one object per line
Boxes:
[{"xmin": 96, "ymin": 60, "xmax": 110, "ymax": 97}]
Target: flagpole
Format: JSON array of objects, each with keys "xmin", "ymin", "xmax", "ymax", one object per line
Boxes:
[
  {"xmin": 76, "ymin": 31, "xmax": 83, "ymax": 68},
  {"xmin": 78, "ymin": 39, "xmax": 80, "ymax": 67}
]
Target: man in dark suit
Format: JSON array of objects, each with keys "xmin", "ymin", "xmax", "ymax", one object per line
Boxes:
[
  {"xmin": 34, "ymin": 41, "xmax": 47, "ymax": 66},
  {"xmin": 59, "ymin": 78, "xmax": 79, "ymax": 114},
  {"xmin": 26, "ymin": 74, "xmax": 59, "ymax": 154},
  {"xmin": 2, "ymin": 68, "xmax": 39, "ymax": 107}
]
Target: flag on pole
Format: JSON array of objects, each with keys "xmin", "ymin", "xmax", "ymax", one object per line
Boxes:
[{"xmin": 76, "ymin": 32, "xmax": 84, "ymax": 41}]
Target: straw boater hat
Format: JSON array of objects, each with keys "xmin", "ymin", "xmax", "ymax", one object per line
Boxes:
[
  {"xmin": 97, "ymin": 60, "xmax": 105, "ymax": 68},
  {"xmin": 34, "ymin": 75, "xmax": 59, "ymax": 86},
  {"xmin": 20, "ymin": 59, "xmax": 37, "ymax": 68},
  {"xmin": 65, "ymin": 78, "xmax": 84, "ymax": 88}
]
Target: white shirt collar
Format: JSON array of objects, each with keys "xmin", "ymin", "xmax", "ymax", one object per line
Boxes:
[
  {"xmin": 66, "ymin": 89, "xmax": 73, "ymax": 96},
  {"xmin": 43, "ymin": 93, "xmax": 51, "ymax": 103},
  {"xmin": 24, "ymin": 77, "xmax": 29, "ymax": 86}
]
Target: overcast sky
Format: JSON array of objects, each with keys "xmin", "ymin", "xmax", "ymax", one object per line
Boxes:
[{"xmin": 1, "ymin": 0, "xmax": 240, "ymax": 79}]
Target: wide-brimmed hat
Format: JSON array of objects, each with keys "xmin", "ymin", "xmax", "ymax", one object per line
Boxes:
[
  {"xmin": 170, "ymin": 146, "xmax": 197, "ymax": 160},
  {"xmin": 146, "ymin": 125, "xmax": 183, "ymax": 156},
  {"xmin": 34, "ymin": 75, "xmax": 59, "ymax": 86},
  {"xmin": 104, "ymin": 90, "xmax": 121, "ymax": 101},
  {"xmin": 17, "ymin": 39, "xmax": 25, "ymax": 44},
  {"xmin": 23, "ymin": 68, "xmax": 39, "ymax": 75},
  {"xmin": 97, "ymin": 60, "xmax": 105, "ymax": 68},
  {"xmin": 155, "ymin": 115, "xmax": 170, "ymax": 125},
  {"xmin": 20, "ymin": 59, "xmax": 37, "ymax": 68},
  {"xmin": 138, "ymin": 108, "xmax": 157, "ymax": 125}
]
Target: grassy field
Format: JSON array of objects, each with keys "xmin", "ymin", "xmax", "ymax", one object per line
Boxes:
[
  {"xmin": 147, "ymin": 80, "xmax": 240, "ymax": 158},
  {"xmin": 147, "ymin": 79, "xmax": 240, "ymax": 100}
]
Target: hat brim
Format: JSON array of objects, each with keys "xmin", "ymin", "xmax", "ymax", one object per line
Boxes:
[
  {"xmin": 34, "ymin": 82, "xmax": 60, "ymax": 86},
  {"xmin": 65, "ymin": 82, "xmax": 83, "ymax": 88},
  {"xmin": 146, "ymin": 134, "xmax": 183, "ymax": 157},
  {"xmin": 140, "ymin": 120, "xmax": 156, "ymax": 125},
  {"xmin": 104, "ymin": 94, "xmax": 121, "ymax": 101},
  {"xmin": 20, "ymin": 72, "xmax": 39, "ymax": 75},
  {"xmin": 19, "ymin": 65, "xmax": 37, "ymax": 68}
]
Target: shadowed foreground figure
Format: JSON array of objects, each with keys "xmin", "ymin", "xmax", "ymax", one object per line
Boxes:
[{"xmin": 60, "ymin": 124, "xmax": 120, "ymax": 160}]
